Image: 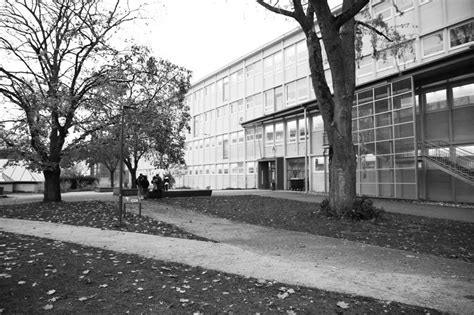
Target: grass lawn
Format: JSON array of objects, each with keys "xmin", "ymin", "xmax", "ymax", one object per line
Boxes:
[
  {"xmin": 1, "ymin": 231, "xmax": 437, "ymax": 314},
  {"xmin": 0, "ymin": 197, "xmax": 459, "ymax": 313},
  {"xmin": 157, "ymin": 195, "xmax": 474, "ymax": 263}
]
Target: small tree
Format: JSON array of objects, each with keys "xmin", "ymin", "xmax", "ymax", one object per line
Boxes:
[
  {"xmin": 0, "ymin": 0, "xmax": 141, "ymax": 201},
  {"xmin": 107, "ymin": 46, "xmax": 191, "ymax": 188},
  {"xmin": 257, "ymin": 0, "xmax": 409, "ymax": 214},
  {"xmin": 81, "ymin": 129, "xmax": 122, "ymax": 188}
]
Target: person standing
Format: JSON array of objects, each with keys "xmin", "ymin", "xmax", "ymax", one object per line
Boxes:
[
  {"xmin": 152, "ymin": 174, "xmax": 163, "ymax": 198},
  {"xmin": 137, "ymin": 173, "xmax": 145, "ymax": 199},
  {"xmin": 163, "ymin": 175, "xmax": 169, "ymax": 191},
  {"xmin": 142, "ymin": 175, "xmax": 150, "ymax": 199}
]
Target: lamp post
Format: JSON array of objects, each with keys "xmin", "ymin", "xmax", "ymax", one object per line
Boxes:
[{"xmin": 118, "ymin": 104, "xmax": 131, "ymax": 225}]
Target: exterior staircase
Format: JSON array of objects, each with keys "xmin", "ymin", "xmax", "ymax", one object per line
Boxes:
[{"xmin": 419, "ymin": 140, "xmax": 474, "ymax": 186}]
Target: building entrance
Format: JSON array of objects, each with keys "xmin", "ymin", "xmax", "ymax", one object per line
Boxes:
[{"xmin": 258, "ymin": 158, "xmax": 284, "ymax": 190}]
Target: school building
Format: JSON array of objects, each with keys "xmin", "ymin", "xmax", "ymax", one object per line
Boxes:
[{"xmin": 177, "ymin": 0, "xmax": 474, "ymax": 203}]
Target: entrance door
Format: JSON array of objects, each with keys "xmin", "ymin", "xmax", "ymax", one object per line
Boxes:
[
  {"xmin": 258, "ymin": 159, "xmax": 282, "ymax": 189},
  {"xmin": 258, "ymin": 160, "xmax": 274, "ymax": 189}
]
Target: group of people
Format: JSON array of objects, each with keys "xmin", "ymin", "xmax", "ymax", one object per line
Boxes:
[{"xmin": 137, "ymin": 173, "xmax": 169, "ymax": 199}]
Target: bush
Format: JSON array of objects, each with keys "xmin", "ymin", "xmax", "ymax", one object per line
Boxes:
[
  {"xmin": 346, "ymin": 197, "xmax": 384, "ymax": 221},
  {"xmin": 320, "ymin": 196, "xmax": 384, "ymax": 221},
  {"xmin": 60, "ymin": 175, "xmax": 98, "ymax": 191}
]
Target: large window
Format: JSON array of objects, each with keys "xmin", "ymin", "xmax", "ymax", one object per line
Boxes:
[
  {"xmin": 286, "ymin": 81, "xmax": 296, "ymax": 106},
  {"xmin": 449, "ymin": 20, "xmax": 473, "ymax": 49},
  {"xmin": 284, "ymin": 45, "xmax": 296, "ymax": 70},
  {"xmin": 296, "ymin": 41, "xmax": 307, "ymax": 66},
  {"xmin": 357, "ymin": 56, "xmax": 373, "ymax": 77},
  {"xmin": 297, "ymin": 77, "xmax": 309, "ymax": 102},
  {"xmin": 265, "ymin": 124, "xmax": 274, "ymax": 146},
  {"xmin": 264, "ymin": 89, "xmax": 274, "ymax": 113},
  {"xmin": 223, "ymin": 138, "xmax": 229, "ymax": 159},
  {"xmin": 247, "ymin": 161, "xmax": 255, "ymax": 174},
  {"xmin": 287, "ymin": 120, "xmax": 297, "ymax": 143},
  {"xmin": 425, "ymin": 89, "xmax": 447, "ymax": 111},
  {"xmin": 453, "ymin": 83, "xmax": 474, "ymax": 107},
  {"xmin": 422, "ymin": 32, "xmax": 444, "ymax": 57},
  {"xmin": 255, "ymin": 127, "xmax": 263, "ymax": 141},
  {"xmin": 246, "ymin": 128, "xmax": 255, "ymax": 141},
  {"xmin": 275, "ymin": 122, "xmax": 284, "ymax": 144},
  {"xmin": 298, "ymin": 118, "xmax": 307, "ymax": 142},
  {"xmin": 354, "ymin": 78, "xmax": 415, "ymax": 199},
  {"xmin": 223, "ymin": 76, "xmax": 229, "ymax": 102},
  {"xmin": 275, "ymin": 87, "xmax": 283, "ymax": 110}
]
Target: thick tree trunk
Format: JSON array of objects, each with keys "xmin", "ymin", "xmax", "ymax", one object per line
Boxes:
[
  {"xmin": 328, "ymin": 132, "xmax": 357, "ymax": 214},
  {"xmin": 43, "ymin": 167, "xmax": 61, "ymax": 202},
  {"xmin": 109, "ymin": 170, "xmax": 115, "ymax": 188},
  {"xmin": 130, "ymin": 170, "xmax": 137, "ymax": 188}
]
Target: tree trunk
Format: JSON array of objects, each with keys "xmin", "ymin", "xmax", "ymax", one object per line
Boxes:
[
  {"xmin": 130, "ymin": 169, "xmax": 137, "ymax": 188},
  {"xmin": 43, "ymin": 167, "xmax": 62, "ymax": 202},
  {"xmin": 109, "ymin": 170, "xmax": 115, "ymax": 188},
  {"xmin": 328, "ymin": 131, "xmax": 357, "ymax": 214}
]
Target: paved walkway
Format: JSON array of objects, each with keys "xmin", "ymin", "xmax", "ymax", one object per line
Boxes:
[{"xmin": 1, "ymin": 191, "xmax": 473, "ymax": 313}]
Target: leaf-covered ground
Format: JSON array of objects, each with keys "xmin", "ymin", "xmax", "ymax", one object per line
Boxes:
[
  {"xmin": 157, "ymin": 195, "xmax": 474, "ymax": 263},
  {"xmin": 0, "ymin": 201, "xmax": 210, "ymax": 242},
  {"xmin": 0, "ymin": 232, "xmax": 438, "ymax": 314}
]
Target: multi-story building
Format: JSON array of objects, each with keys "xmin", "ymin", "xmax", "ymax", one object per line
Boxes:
[{"xmin": 178, "ymin": 0, "xmax": 474, "ymax": 203}]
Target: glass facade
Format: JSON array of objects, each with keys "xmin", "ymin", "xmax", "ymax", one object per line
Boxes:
[{"xmin": 353, "ymin": 78, "xmax": 416, "ymax": 199}]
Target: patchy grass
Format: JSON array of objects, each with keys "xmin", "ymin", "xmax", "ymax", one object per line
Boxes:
[
  {"xmin": 157, "ymin": 195, "xmax": 474, "ymax": 263},
  {"xmin": 0, "ymin": 232, "xmax": 438, "ymax": 314}
]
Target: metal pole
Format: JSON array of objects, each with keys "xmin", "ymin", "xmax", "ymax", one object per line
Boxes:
[
  {"xmin": 118, "ymin": 104, "xmax": 125, "ymax": 225},
  {"xmin": 304, "ymin": 107, "xmax": 308, "ymax": 193}
]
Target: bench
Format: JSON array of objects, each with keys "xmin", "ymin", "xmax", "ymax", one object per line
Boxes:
[{"xmin": 123, "ymin": 196, "xmax": 142, "ymax": 216}]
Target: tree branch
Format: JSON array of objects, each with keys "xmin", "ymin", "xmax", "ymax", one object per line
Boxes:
[
  {"xmin": 256, "ymin": 0, "xmax": 296, "ymax": 18},
  {"xmin": 335, "ymin": 0, "xmax": 369, "ymax": 29},
  {"xmin": 355, "ymin": 20, "xmax": 393, "ymax": 42}
]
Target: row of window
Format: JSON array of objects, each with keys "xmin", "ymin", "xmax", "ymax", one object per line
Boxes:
[
  {"xmin": 357, "ymin": 20, "xmax": 473, "ymax": 78},
  {"xmin": 193, "ymin": 77, "xmax": 313, "ymax": 136},
  {"xmin": 189, "ymin": 116, "xmax": 325, "ymax": 163},
  {"xmin": 421, "ymin": 82, "xmax": 474, "ymax": 112},
  {"xmin": 191, "ymin": 39, "xmax": 311, "ymax": 113},
  {"xmin": 186, "ymin": 162, "xmax": 255, "ymax": 175}
]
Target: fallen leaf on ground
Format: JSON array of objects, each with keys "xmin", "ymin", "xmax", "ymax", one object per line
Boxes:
[
  {"xmin": 78, "ymin": 294, "xmax": 97, "ymax": 302},
  {"xmin": 337, "ymin": 301, "xmax": 350, "ymax": 309},
  {"xmin": 277, "ymin": 292, "xmax": 289, "ymax": 300}
]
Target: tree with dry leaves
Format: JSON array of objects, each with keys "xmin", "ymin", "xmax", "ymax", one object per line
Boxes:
[
  {"xmin": 257, "ymin": 0, "xmax": 409, "ymax": 215},
  {"xmin": 0, "ymin": 0, "xmax": 142, "ymax": 201}
]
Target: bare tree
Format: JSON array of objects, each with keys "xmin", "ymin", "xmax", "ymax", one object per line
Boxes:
[
  {"xmin": 257, "ymin": 0, "xmax": 406, "ymax": 214},
  {"xmin": 0, "ymin": 0, "xmax": 141, "ymax": 201}
]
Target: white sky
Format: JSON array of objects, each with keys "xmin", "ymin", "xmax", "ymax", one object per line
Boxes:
[{"xmin": 125, "ymin": 0, "xmax": 300, "ymax": 83}]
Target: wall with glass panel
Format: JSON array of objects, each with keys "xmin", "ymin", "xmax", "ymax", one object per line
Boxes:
[{"xmin": 352, "ymin": 77, "xmax": 416, "ymax": 199}]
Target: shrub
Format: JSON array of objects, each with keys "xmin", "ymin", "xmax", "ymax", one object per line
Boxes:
[
  {"xmin": 60, "ymin": 175, "xmax": 98, "ymax": 191},
  {"xmin": 319, "ymin": 196, "xmax": 384, "ymax": 221},
  {"xmin": 346, "ymin": 197, "xmax": 384, "ymax": 221}
]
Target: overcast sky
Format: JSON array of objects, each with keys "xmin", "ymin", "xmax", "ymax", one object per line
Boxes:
[{"xmin": 124, "ymin": 0, "xmax": 300, "ymax": 82}]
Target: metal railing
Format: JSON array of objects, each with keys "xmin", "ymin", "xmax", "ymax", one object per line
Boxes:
[{"xmin": 419, "ymin": 140, "xmax": 474, "ymax": 182}]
